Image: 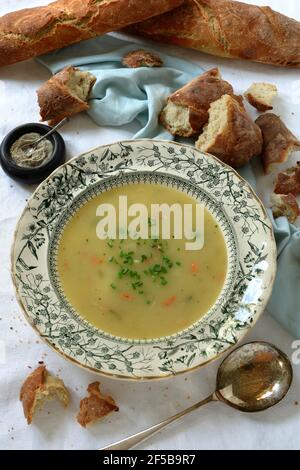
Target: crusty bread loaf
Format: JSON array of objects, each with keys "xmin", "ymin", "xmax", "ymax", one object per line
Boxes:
[
  {"xmin": 196, "ymin": 94, "xmax": 263, "ymax": 168},
  {"xmin": 256, "ymin": 114, "xmax": 300, "ymax": 174},
  {"xmin": 245, "ymin": 83, "xmax": 278, "ymax": 112},
  {"xmin": 160, "ymin": 68, "xmax": 243, "ymax": 137},
  {"xmin": 37, "ymin": 66, "xmax": 96, "ymax": 126},
  {"xmin": 128, "ymin": 0, "xmax": 300, "ymax": 68},
  {"xmin": 77, "ymin": 382, "xmax": 118, "ymax": 428},
  {"xmin": 0, "ymin": 0, "xmax": 184, "ymax": 67},
  {"xmin": 20, "ymin": 365, "xmax": 69, "ymax": 424}
]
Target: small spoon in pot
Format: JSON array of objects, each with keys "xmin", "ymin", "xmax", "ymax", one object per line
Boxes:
[
  {"xmin": 100, "ymin": 341, "xmax": 293, "ymax": 450},
  {"xmin": 20, "ymin": 118, "xmax": 68, "ymax": 157}
]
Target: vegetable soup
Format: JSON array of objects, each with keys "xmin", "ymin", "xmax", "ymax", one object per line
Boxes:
[{"xmin": 57, "ymin": 184, "xmax": 228, "ymax": 339}]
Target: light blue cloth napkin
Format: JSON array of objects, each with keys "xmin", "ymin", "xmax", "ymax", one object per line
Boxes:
[{"xmin": 37, "ymin": 35, "xmax": 300, "ymax": 338}]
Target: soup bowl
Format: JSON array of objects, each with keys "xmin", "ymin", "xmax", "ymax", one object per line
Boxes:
[{"xmin": 11, "ymin": 140, "xmax": 277, "ymax": 380}]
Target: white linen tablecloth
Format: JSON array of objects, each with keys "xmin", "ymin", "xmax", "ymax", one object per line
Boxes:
[{"xmin": 0, "ymin": 0, "xmax": 300, "ymax": 450}]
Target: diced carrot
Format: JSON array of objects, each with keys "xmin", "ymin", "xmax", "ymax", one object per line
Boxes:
[
  {"xmin": 190, "ymin": 262, "xmax": 199, "ymax": 274},
  {"xmin": 90, "ymin": 255, "xmax": 104, "ymax": 266},
  {"xmin": 120, "ymin": 292, "xmax": 134, "ymax": 301},
  {"xmin": 63, "ymin": 260, "xmax": 69, "ymax": 270},
  {"xmin": 163, "ymin": 295, "xmax": 177, "ymax": 307}
]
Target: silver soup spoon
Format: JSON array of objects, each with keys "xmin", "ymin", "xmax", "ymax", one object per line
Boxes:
[{"xmin": 100, "ymin": 341, "xmax": 293, "ymax": 450}]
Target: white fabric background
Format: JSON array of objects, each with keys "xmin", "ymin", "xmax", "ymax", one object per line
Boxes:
[{"xmin": 0, "ymin": 0, "xmax": 300, "ymax": 450}]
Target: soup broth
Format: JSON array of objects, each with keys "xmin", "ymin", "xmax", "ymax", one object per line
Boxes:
[{"xmin": 57, "ymin": 184, "xmax": 228, "ymax": 339}]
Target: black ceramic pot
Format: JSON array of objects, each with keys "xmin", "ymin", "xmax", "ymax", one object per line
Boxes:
[{"xmin": 0, "ymin": 123, "xmax": 66, "ymax": 185}]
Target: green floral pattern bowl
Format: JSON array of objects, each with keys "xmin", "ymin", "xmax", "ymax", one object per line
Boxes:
[{"xmin": 11, "ymin": 140, "xmax": 277, "ymax": 380}]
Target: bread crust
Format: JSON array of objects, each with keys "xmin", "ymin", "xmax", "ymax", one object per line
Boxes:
[
  {"xmin": 77, "ymin": 382, "xmax": 119, "ymax": 428},
  {"xmin": 160, "ymin": 68, "xmax": 242, "ymax": 137},
  {"xmin": 196, "ymin": 95, "xmax": 262, "ymax": 168},
  {"xmin": 37, "ymin": 66, "xmax": 96, "ymax": 125},
  {"xmin": 0, "ymin": 0, "xmax": 184, "ymax": 67},
  {"xmin": 20, "ymin": 366, "xmax": 46, "ymax": 425},
  {"xmin": 246, "ymin": 93, "xmax": 272, "ymax": 113},
  {"xmin": 128, "ymin": 0, "xmax": 300, "ymax": 68},
  {"xmin": 256, "ymin": 114, "xmax": 300, "ymax": 174}
]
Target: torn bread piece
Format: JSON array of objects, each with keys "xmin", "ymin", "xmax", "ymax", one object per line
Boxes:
[
  {"xmin": 245, "ymin": 83, "xmax": 278, "ymax": 112},
  {"xmin": 196, "ymin": 94, "xmax": 262, "ymax": 168},
  {"xmin": 271, "ymin": 193, "xmax": 300, "ymax": 224},
  {"xmin": 160, "ymin": 68, "xmax": 243, "ymax": 137},
  {"xmin": 275, "ymin": 163, "xmax": 300, "ymax": 196},
  {"xmin": 122, "ymin": 49, "xmax": 163, "ymax": 68},
  {"xmin": 37, "ymin": 66, "xmax": 96, "ymax": 126},
  {"xmin": 77, "ymin": 382, "xmax": 119, "ymax": 428},
  {"xmin": 20, "ymin": 365, "xmax": 69, "ymax": 425},
  {"xmin": 256, "ymin": 114, "xmax": 300, "ymax": 174}
]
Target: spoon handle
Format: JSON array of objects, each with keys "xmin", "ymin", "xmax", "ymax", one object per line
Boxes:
[
  {"xmin": 99, "ymin": 393, "xmax": 217, "ymax": 451},
  {"xmin": 34, "ymin": 117, "xmax": 68, "ymax": 145}
]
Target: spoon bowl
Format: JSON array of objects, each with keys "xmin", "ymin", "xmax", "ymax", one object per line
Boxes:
[{"xmin": 216, "ymin": 341, "xmax": 293, "ymax": 412}]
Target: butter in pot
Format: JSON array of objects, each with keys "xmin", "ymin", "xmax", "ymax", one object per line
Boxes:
[{"xmin": 10, "ymin": 132, "xmax": 54, "ymax": 168}]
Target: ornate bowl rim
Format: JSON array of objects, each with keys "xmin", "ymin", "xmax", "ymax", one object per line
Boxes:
[{"xmin": 11, "ymin": 139, "xmax": 277, "ymax": 381}]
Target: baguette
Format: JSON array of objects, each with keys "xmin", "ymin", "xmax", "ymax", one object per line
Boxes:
[
  {"xmin": 160, "ymin": 68, "xmax": 243, "ymax": 137},
  {"xmin": 128, "ymin": 0, "xmax": 300, "ymax": 68},
  {"xmin": 196, "ymin": 94, "xmax": 263, "ymax": 168},
  {"xmin": 0, "ymin": 0, "xmax": 184, "ymax": 67},
  {"xmin": 37, "ymin": 66, "xmax": 96, "ymax": 125},
  {"xmin": 256, "ymin": 114, "xmax": 300, "ymax": 174}
]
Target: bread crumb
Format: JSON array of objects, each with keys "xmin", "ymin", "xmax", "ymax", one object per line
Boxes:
[
  {"xmin": 122, "ymin": 49, "xmax": 163, "ymax": 68},
  {"xmin": 245, "ymin": 83, "xmax": 277, "ymax": 112},
  {"xmin": 271, "ymin": 193, "xmax": 300, "ymax": 224},
  {"xmin": 20, "ymin": 365, "xmax": 69, "ymax": 424},
  {"xmin": 77, "ymin": 382, "xmax": 118, "ymax": 428}
]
